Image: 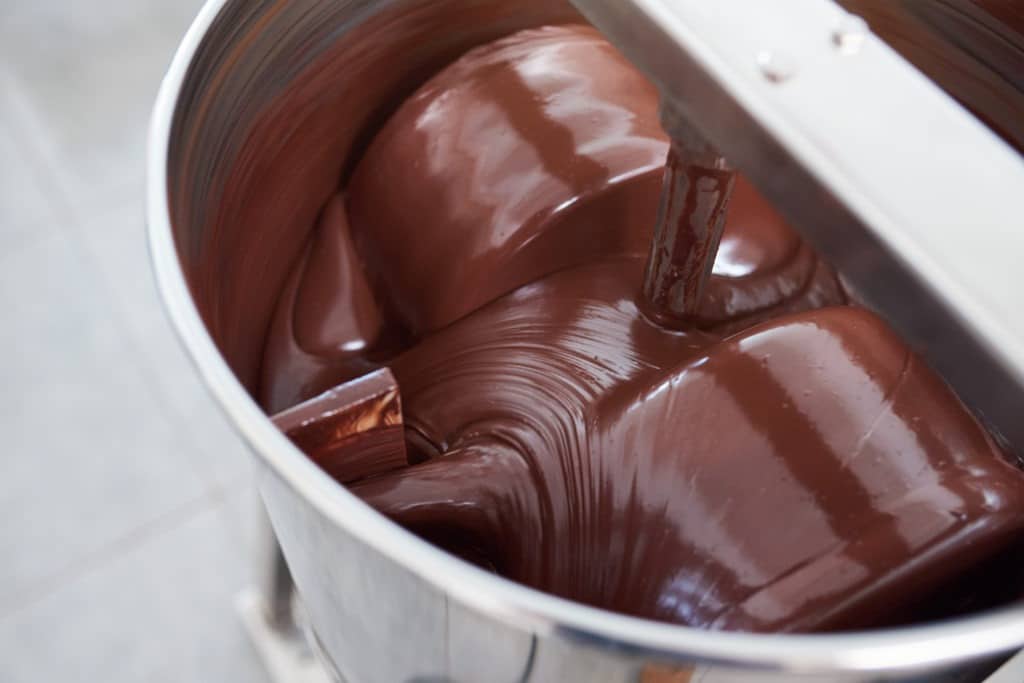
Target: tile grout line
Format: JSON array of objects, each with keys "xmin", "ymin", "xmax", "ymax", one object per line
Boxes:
[
  {"xmin": 0, "ymin": 66, "xmax": 81, "ymax": 225},
  {"xmin": 1, "ymin": 65, "xmax": 150, "ymax": 246},
  {"xmin": 0, "ymin": 75, "xmax": 260, "ymax": 615},
  {"xmin": 0, "ymin": 481, "xmax": 246, "ymax": 621},
  {"xmin": 89, "ymin": 205, "xmax": 256, "ymax": 491},
  {"xmin": 0, "ymin": 65, "xmax": 262, "ymax": 617},
  {"xmin": 91, "ymin": 235, "xmax": 256, "ymax": 490},
  {"xmin": 0, "ymin": 66, "xmax": 75, "ymax": 261},
  {"xmin": 3, "ymin": 56, "xmax": 252, "ymax": 495},
  {"xmin": 0, "ymin": 65, "xmax": 147, "ymax": 223}
]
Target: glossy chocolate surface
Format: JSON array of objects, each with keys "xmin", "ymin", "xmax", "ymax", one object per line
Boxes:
[
  {"xmin": 173, "ymin": 0, "xmax": 585, "ymax": 394},
  {"xmin": 344, "ymin": 25, "xmax": 843, "ymax": 340},
  {"xmin": 355, "ymin": 275, "xmax": 1024, "ymax": 631},
  {"xmin": 260, "ymin": 193, "xmax": 394, "ymax": 414},
  {"xmin": 272, "ymin": 368, "xmax": 407, "ymax": 484},
  {"xmin": 253, "ymin": 19, "xmax": 1024, "ymax": 631}
]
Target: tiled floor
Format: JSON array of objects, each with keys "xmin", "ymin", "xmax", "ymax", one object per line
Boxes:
[{"xmin": 0, "ymin": 1, "xmax": 270, "ymax": 680}]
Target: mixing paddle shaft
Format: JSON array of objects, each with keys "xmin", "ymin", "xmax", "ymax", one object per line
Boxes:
[{"xmin": 642, "ymin": 108, "xmax": 735, "ymax": 326}]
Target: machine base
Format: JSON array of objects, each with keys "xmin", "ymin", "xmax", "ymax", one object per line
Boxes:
[{"xmin": 237, "ymin": 588, "xmax": 339, "ymax": 683}]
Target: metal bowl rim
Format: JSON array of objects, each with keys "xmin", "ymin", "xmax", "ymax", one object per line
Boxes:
[{"xmin": 145, "ymin": 0, "xmax": 1024, "ymax": 673}]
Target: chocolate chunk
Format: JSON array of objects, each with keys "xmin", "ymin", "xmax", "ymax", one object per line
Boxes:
[{"xmin": 272, "ymin": 368, "xmax": 407, "ymax": 483}]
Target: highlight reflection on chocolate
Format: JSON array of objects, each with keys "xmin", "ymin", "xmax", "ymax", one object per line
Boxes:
[
  {"xmin": 344, "ymin": 25, "xmax": 845, "ymax": 339},
  {"xmin": 257, "ymin": 19, "xmax": 1024, "ymax": 631},
  {"xmin": 345, "ymin": 25, "xmax": 667, "ymax": 338},
  {"xmin": 357, "ymin": 285, "xmax": 1024, "ymax": 631},
  {"xmin": 272, "ymin": 368, "xmax": 407, "ymax": 484}
]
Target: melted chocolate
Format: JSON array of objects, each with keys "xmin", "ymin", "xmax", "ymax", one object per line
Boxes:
[
  {"xmin": 247, "ymin": 17, "xmax": 1024, "ymax": 632},
  {"xmin": 174, "ymin": 0, "xmax": 585, "ymax": 394},
  {"xmin": 343, "ymin": 25, "xmax": 843, "ymax": 341},
  {"xmin": 262, "ymin": 25, "xmax": 847, "ymax": 411},
  {"xmin": 260, "ymin": 194, "xmax": 387, "ymax": 413},
  {"xmin": 838, "ymin": 0, "xmax": 1024, "ymax": 154},
  {"xmin": 353, "ymin": 264, "xmax": 1024, "ymax": 631},
  {"xmin": 272, "ymin": 368, "xmax": 408, "ymax": 484},
  {"xmin": 345, "ymin": 25, "xmax": 668, "ymax": 338}
]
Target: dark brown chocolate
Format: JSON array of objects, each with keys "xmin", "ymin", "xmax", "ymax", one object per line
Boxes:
[
  {"xmin": 259, "ymin": 194, "xmax": 387, "ymax": 413},
  {"xmin": 344, "ymin": 25, "xmax": 842, "ymax": 340},
  {"xmin": 248, "ymin": 17, "xmax": 1024, "ymax": 633},
  {"xmin": 272, "ymin": 368, "xmax": 408, "ymax": 484},
  {"xmin": 355, "ymin": 272, "xmax": 1024, "ymax": 630},
  {"xmin": 175, "ymin": 1, "xmax": 585, "ymax": 394},
  {"xmin": 345, "ymin": 25, "xmax": 667, "ymax": 338},
  {"xmin": 261, "ymin": 24, "xmax": 845, "ymax": 412}
]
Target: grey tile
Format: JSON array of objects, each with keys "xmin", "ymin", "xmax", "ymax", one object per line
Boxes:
[
  {"xmin": 2, "ymin": 0, "xmax": 258, "ymax": 484},
  {"xmin": 0, "ymin": 70, "xmax": 60, "ymax": 253},
  {"xmin": 0, "ymin": 496, "xmax": 271, "ymax": 683},
  {"xmin": 0, "ymin": 234, "xmax": 211, "ymax": 608},
  {"xmin": 0, "ymin": 0, "xmax": 206, "ymax": 209},
  {"xmin": 222, "ymin": 476, "xmax": 268, "ymax": 563},
  {"xmin": 77, "ymin": 200, "xmax": 255, "ymax": 485}
]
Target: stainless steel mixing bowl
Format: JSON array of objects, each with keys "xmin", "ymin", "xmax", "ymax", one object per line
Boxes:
[{"xmin": 147, "ymin": 1, "xmax": 1024, "ymax": 680}]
